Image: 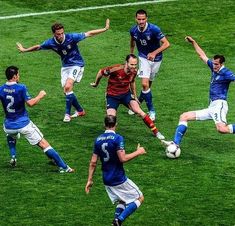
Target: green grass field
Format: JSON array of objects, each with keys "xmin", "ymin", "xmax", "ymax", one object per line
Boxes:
[{"xmin": 0, "ymin": 0, "xmax": 235, "ymax": 225}]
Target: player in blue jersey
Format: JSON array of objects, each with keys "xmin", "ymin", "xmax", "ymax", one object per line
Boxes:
[
  {"xmin": 0, "ymin": 66, "xmax": 74, "ymax": 173},
  {"xmin": 16, "ymin": 19, "xmax": 110, "ymax": 122},
  {"xmin": 85, "ymin": 115, "xmax": 146, "ymax": 226},
  {"xmin": 162, "ymin": 36, "xmax": 235, "ymax": 150},
  {"xmin": 129, "ymin": 9, "xmax": 170, "ymax": 121}
]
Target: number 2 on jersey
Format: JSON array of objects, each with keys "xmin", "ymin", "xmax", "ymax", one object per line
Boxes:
[{"xmin": 6, "ymin": 95, "xmax": 15, "ymax": 113}]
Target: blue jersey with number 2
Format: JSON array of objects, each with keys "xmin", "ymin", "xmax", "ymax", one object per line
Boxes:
[
  {"xmin": 93, "ymin": 130, "xmax": 127, "ymax": 186},
  {"xmin": 0, "ymin": 82, "xmax": 31, "ymax": 129}
]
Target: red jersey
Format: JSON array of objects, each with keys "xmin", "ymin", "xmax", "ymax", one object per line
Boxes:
[{"xmin": 101, "ymin": 64, "xmax": 137, "ymax": 96}]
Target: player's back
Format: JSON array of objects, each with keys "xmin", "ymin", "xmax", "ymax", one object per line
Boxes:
[
  {"xmin": 94, "ymin": 131, "xmax": 127, "ymax": 186},
  {"xmin": 0, "ymin": 82, "xmax": 30, "ymax": 129}
]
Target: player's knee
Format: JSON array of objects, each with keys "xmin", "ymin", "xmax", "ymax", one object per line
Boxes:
[{"xmin": 141, "ymin": 81, "xmax": 149, "ymax": 90}]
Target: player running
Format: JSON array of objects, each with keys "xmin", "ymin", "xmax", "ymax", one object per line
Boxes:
[
  {"xmin": 85, "ymin": 115, "xmax": 145, "ymax": 226},
  {"xmin": 16, "ymin": 19, "xmax": 110, "ymax": 122},
  {"xmin": 0, "ymin": 66, "xmax": 74, "ymax": 173},
  {"xmin": 90, "ymin": 54, "xmax": 165, "ymax": 140},
  {"xmin": 162, "ymin": 36, "xmax": 235, "ymax": 149},
  {"xmin": 129, "ymin": 9, "xmax": 170, "ymax": 121}
]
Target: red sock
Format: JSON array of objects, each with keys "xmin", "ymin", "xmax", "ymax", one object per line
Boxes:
[{"xmin": 143, "ymin": 115, "xmax": 158, "ymax": 135}]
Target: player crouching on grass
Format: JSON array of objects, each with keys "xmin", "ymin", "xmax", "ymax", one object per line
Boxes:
[
  {"xmin": 0, "ymin": 66, "xmax": 74, "ymax": 173},
  {"xmin": 90, "ymin": 54, "xmax": 165, "ymax": 140},
  {"xmin": 85, "ymin": 115, "xmax": 145, "ymax": 226}
]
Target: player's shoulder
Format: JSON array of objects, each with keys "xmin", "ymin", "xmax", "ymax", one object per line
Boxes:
[
  {"xmin": 105, "ymin": 64, "xmax": 124, "ymax": 73},
  {"xmin": 222, "ymin": 67, "xmax": 234, "ymax": 76},
  {"xmin": 148, "ymin": 23, "xmax": 161, "ymax": 31},
  {"xmin": 130, "ymin": 25, "xmax": 138, "ymax": 33}
]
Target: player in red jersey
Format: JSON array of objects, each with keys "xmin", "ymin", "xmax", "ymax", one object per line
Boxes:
[{"xmin": 90, "ymin": 54, "xmax": 165, "ymax": 140}]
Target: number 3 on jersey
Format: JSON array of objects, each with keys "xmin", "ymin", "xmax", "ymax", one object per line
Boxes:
[{"xmin": 101, "ymin": 143, "xmax": 110, "ymax": 162}]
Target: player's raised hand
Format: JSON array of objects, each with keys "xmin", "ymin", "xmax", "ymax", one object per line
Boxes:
[
  {"xmin": 185, "ymin": 36, "xmax": 194, "ymax": 43},
  {"xmin": 85, "ymin": 180, "xmax": 93, "ymax": 194},
  {"xmin": 136, "ymin": 143, "xmax": 146, "ymax": 155},
  {"xmin": 105, "ymin": 19, "xmax": 110, "ymax": 30}
]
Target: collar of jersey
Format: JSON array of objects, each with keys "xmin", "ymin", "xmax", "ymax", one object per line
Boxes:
[
  {"xmin": 138, "ymin": 22, "xmax": 148, "ymax": 32},
  {"xmin": 6, "ymin": 82, "xmax": 17, "ymax": 85},
  {"xmin": 54, "ymin": 34, "xmax": 65, "ymax": 44},
  {"xmin": 218, "ymin": 65, "xmax": 225, "ymax": 72},
  {"xmin": 105, "ymin": 130, "xmax": 116, "ymax": 134}
]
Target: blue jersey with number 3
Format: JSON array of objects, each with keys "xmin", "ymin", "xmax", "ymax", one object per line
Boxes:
[
  {"xmin": 93, "ymin": 130, "xmax": 127, "ymax": 186},
  {"xmin": 0, "ymin": 82, "xmax": 31, "ymax": 129},
  {"xmin": 207, "ymin": 60, "xmax": 235, "ymax": 101},
  {"xmin": 40, "ymin": 33, "xmax": 86, "ymax": 67}
]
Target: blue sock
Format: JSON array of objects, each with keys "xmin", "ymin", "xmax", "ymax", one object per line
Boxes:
[
  {"xmin": 7, "ymin": 136, "xmax": 17, "ymax": 159},
  {"xmin": 145, "ymin": 90, "xmax": 155, "ymax": 112},
  {"xmin": 44, "ymin": 148, "xmax": 67, "ymax": 169},
  {"xmin": 173, "ymin": 124, "xmax": 188, "ymax": 145},
  {"xmin": 71, "ymin": 93, "xmax": 83, "ymax": 112},
  {"xmin": 233, "ymin": 124, "xmax": 235, "ymax": 134},
  {"xmin": 118, "ymin": 201, "xmax": 140, "ymax": 222},
  {"xmin": 114, "ymin": 203, "xmax": 125, "ymax": 219},
  {"xmin": 140, "ymin": 90, "xmax": 155, "ymax": 112},
  {"xmin": 65, "ymin": 94, "xmax": 73, "ymax": 115}
]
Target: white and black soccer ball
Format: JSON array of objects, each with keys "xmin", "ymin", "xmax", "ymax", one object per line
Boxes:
[{"xmin": 165, "ymin": 143, "xmax": 181, "ymax": 159}]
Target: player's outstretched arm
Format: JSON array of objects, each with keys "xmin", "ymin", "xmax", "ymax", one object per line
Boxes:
[
  {"xmin": 85, "ymin": 154, "xmax": 98, "ymax": 194},
  {"xmin": 26, "ymin": 90, "xmax": 46, "ymax": 107},
  {"xmin": 185, "ymin": 36, "xmax": 208, "ymax": 63},
  {"xmin": 90, "ymin": 70, "xmax": 103, "ymax": 87},
  {"xmin": 85, "ymin": 19, "xmax": 110, "ymax": 37},
  {"xmin": 117, "ymin": 143, "xmax": 146, "ymax": 163},
  {"xmin": 16, "ymin": 42, "xmax": 40, "ymax": 53}
]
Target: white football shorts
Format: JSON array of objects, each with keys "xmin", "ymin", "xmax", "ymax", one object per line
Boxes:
[
  {"xmin": 138, "ymin": 56, "xmax": 162, "ymax": 81},
  {"xmin": 61, "ymin": 66, "xmax": 84, "ymax": 87},
  {"xmin": 4, "ymin": 121, "xmax": 43, "ymax": 145},
  {"xmin": 195, "ymin": 99, "xmax": 228, "ymax": 124},
  {"xmin": 105, "ymin": 178, "xmax": 143, "ymax": 205}
]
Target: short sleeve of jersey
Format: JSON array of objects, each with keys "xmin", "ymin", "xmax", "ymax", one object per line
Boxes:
[
  {"xmin": 101, "ymin": 66, "xmax": 112, "ymax": 77},
  {"xmin": 152, "ymin": 25, "xmax": 165, "ymax": 40},
  {"xmin": 207, "ymin": 59, "xmax": 213, "ymax": 71},
  {"xmin": 40, "ymin": 39, "xmax": 53, "ymax": 50},
  {"xmin": 116, "ymin": 134, "xmax": 125, "ymax": 150},
  {"xmin": 71, "ymin": 33, "xmax": 86, "ymax": 43},
  {"xmin": 23, "ymin": 85, "xmax": 32, "ymax": 102},
  {"xmin": 225, "ymin": 70, "xmax": 235, "ymax": 81}
]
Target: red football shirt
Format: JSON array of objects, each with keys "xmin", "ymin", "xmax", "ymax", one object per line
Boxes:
[{"xmin": 101, "ymin": 64, "xmax": 137, "ymax": 96}]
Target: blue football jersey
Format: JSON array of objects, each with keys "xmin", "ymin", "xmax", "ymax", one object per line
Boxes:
[
  {"xmin": 0, "ymin": 82, "xmax": 31, "ymax": 129},
  {"xmin": 207, "ymin": 60, "xmax": 235, "ymax": 101},
  {"xmin": 93, "ymin": 130, "xmax": 127, "ymax": 186},
  {"xmin": 40, "ymin": 33, "xmax": 86, "ymax": 67},
  {"xmin": 130, "ymin": 23, "xmax": 165, "ymax": 62}
]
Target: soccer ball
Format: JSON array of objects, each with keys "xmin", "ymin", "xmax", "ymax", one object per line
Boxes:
[{"xmin": 165, "ymin": 143, "xmax": 181, "ymax": 159}]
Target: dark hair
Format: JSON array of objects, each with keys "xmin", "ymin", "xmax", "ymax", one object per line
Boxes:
[
  {"xmin": 51, "ymin": 22, "xmax": 64, "ymax": 33},
  {"xmin": 213, "ymin": 55, "xmax": 225, "ymax": 64},
  {"xmin": 136, "ymin": 9, "xmax": 147, "ymax": 17},
  {"xmin": 5, "ymin": 66, "xmax": 19, "ymax": 80},
  {"xmin": 104, "ymin": 115, "xmax": 117, "ymax": 128},
  {"xmin": 125, "ymin": 54, "xmax": 137, "ymax": 62}
]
